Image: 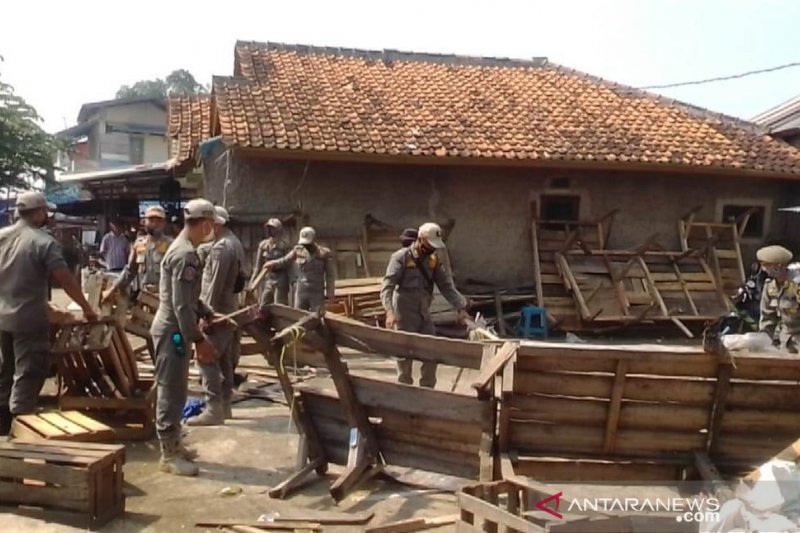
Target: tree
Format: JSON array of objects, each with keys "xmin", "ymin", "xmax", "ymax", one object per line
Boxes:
[
  {"xmin": 115, "ymin": 69, "xmax": 207, "ymax": 99},
  {"xmin": 0, "ymin": 67, "xmax": 61, "ymax": 191}
]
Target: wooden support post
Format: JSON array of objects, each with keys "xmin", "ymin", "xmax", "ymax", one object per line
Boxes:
[
  {"xmin": 601, "ymin": 255, "xmax": 630, "ymax": 317},
  {"xmin": 555, "ymin": 253, "xmax": 593, "ymax": 321},
  {"xmin": 602, "ymin": 360, "xmax": 628, "ymax": 453},
  {"xmin": 672, "ymin": 262, "xmax": 699, "ymax": 316},
  {"xmin": 493, "ymin": 291, "xmax": 508, "ymax": 336},
  {"xmin": 319, "ymin": 321, "xmax": 381, "ymax": 500},
  {"xmin": 530, "ymin": 212, "xmax": 544, "ymax": 308},
  {"xmin": 706, "ymin": 363, "xmax": 733, "ymax": 456},
  {"xmin": 694, "ymin": 451, "xmax": 734, "ymax": 502}
]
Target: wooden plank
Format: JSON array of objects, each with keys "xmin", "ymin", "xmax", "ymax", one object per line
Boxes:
[
  {"xmin": 514, "ymin": 456, "xmax": 683, "ymax": 482},
  {"xmin": 472, "ymin": 342, "xmax": 517, "ymax": 393},
  {"xmin": 0, "ymin": 457, "xmax": 86, "ymax": 486},
  {"xmin": 602, "ymin": 360, "xmax": 627, "ymax": 453},
  {"xmin": 350, "ymin": 376, "xmax": 489, "ymax": 425},
  {"xmin": 267, "ymin": 305, "xmax": 484, "ymax": 369},
  {"xmin": 16, "ymin": 415, "xmax": 68, "ymax": 439},
  {"xmin": 365, "ymin": 515, "xmax": 458, "ymax": 533},
  {"xmin": 457, "ymin": 492, "xmax": 544, "ymax": 533},
  {"xmin": 706, "ymin": 364, "xmax": 733, "ymax": 454},
  {"xmin": 0, "ymin": 480, "xmax": 89, "ymax": 512},
  {"xmin": 555, "ymin": 253, "xmax": 592, "ymax": 320},
  {"xmin": 37, "ymin": 412, "xmax": 89, "ymax": 437}
]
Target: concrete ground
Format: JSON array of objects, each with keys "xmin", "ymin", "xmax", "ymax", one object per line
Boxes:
[{"xmin": 0, "ymin": 291, "xmax": 690, "ymax": 533}]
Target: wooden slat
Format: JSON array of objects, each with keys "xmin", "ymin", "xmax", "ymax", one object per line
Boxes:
[
  {"xmin": 0, "ymin": 480, "xmax": 89, "ymax": 512},
  {"xmin": 457, "ymin": 492, "xmax": 544, "ymax": 533},
  {"xmin": 602, "ymin": 360, "xmax": 627, "ymax": 453},
  {"xmin": 350, "ymin": 376, "xmax": 490, "ymax": 425},
  {"xmin": 0, "ymin": 457, "xmax": 86, "ymax": 486}
]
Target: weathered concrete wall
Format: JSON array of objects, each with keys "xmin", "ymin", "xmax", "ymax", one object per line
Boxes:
[{"xmin": 204, "ymin": 151, "xmax": 798, "ymax": 286}]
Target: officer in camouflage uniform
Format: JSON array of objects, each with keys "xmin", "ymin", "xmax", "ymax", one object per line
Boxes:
[
  {"xmin": 758, "ymin": 245, "xmax": 800, "ymax": 353},
  {"xmin": 381, "ymin": 223, "xmax": 469, "ymax": 388},
  {"xmin": 0, "ymin": 193, "xmax": 97, "ymax": 435},
  {"xmin": 265, "ymin": 227, "xmax": 335, "ymax": 312},
  {"xmin": 103, "ymin": 205, "xmax": 172, "ymax": 302},
  {"xmin": 251, "ymin": 218, "xmax": 291, "ymax": 307},
  {"xmin": 150, "ymin": 199, "xmax": 223, "ymax": 476},
  {"xmin": 188, "ymin": 206, "xmax": 243, "ymax": 426}
]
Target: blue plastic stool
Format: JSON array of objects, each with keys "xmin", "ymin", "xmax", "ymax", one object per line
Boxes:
[{"xmin": 517, "ymin": 306, "xmax": 548, "ymax": 339}]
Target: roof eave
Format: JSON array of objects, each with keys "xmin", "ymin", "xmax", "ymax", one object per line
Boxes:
[{"xmin": 231, "ymin": 146, "xmax": 800, "ymax": 181}]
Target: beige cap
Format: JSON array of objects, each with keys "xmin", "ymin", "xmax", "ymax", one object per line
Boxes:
[
  {"xmin": 298, "ymin": 226, "xmax": 316, "ymax": 245},
  {"xmin": 183, "ymin": 198, "xmax": 222, "ymax": 222},
  {"xmin": 265, "ymin": 218, "xmax": 282, "ymax": 229},
  {"xmin": 214, "ymin": 206, "xmax": 229, "ymax": 224},
  {"xmin": 16, "ymin": 191, "xmax": 56, "ymax": 212},
  {"xmin": 418, "ymin": 222, "xmax": 445, "ymax": 248},
  {"xmin": 144, "ymin": 206, "xmax": 166, "ymax": 219},
  {"xmin": 757, "ymin": 245, "xmax": 793, "ymax": 264}
]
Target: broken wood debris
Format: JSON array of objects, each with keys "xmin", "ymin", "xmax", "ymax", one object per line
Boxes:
[{"xmin": 365, "ymin": 514, "xmax": 458, "ymax": 533}]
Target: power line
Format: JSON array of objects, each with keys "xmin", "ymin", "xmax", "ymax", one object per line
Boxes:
[{"xmin": 641, "ymin": 61, "xmax": 800, "ymax": 90}]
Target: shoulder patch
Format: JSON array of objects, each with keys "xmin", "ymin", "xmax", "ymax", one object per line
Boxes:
[{"xmin": 181, "ymin": 264, "xmax": 198, "ymax": 282}]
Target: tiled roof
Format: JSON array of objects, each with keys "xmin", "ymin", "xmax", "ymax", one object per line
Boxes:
[
  {"xmin": 167, "ymin": 95, "xmax": 213, "ymax": 166},
  {"xmin": 214, "ymin": 41, "xmax": 800, "ymax": 177}
]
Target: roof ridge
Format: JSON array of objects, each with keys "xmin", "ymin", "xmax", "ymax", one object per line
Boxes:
[{"xmin": 234, "ymin": 39, "xmax": 549, "ymax": 69}]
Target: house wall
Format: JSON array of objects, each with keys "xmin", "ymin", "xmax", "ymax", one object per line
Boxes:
[
  {"xmin": 87, "ymin": 102, "xmax": 168, "ymax": 167},
  {"xmin": 204, "ymin": 149, "xmax": 798, "ymax": 286}
]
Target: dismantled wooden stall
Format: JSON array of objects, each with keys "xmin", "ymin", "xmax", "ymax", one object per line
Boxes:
[
  {"xmin": 678, "ymin": 206, "xmax": 751, "ymax": 294},
  {"xmin": 51, "ymin": 319, "xmax": 155, "ymax": 439},
  {"xmin": 247, "ymin": 304, "xmax": 512, "ymax": 500},
  {"xmin": 500, "ymin": 341, "xmax": 800, "ymax": 482},
  {"xmin": 530, "ymin": 210, "xmax": 617, "ymax": 330},
  {"xmin": 555, "ymin": 248, "xmax": 732, "ymax": 335}
]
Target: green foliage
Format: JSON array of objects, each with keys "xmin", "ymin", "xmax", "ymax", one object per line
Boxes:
[
  {"xmin": 116, "ymin": 69, "xmax": 207, "ymax": 99},
  {"xmin": 0, "ymin": 69, "xmax": 62, "ymax": 190}
]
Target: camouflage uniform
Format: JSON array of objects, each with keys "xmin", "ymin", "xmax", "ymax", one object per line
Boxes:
[
  {"xmin": 380, "ymin": 246, "xmax": 467, "ymax": 388},
  {"xmin": 760, "ymin": 270, "xmax": 800, "ymax": 353}
]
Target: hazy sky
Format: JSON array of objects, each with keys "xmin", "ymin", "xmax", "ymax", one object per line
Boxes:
[{"xmin": 2, "ymin": 0, "xmax": 799, "ymax": 133}]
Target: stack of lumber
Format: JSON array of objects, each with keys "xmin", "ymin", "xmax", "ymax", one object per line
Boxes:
[
  {"xmin": 52, "ymin": 319, "xmax": 155, "ymax": 439},
  {"xmin": 0, "ymin": 440, "xmax": 126, "ymax": 527},
  {"xmin": 330, "ymin": 277, "xmax": 383, "ymax": 321}
]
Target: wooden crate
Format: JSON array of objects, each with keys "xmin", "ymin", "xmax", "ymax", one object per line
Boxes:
[
  {"xmin": 124, "ymin": 290, "xmax": 158, "ymax": 341},
  {"xmin": 0, "ymin": 440, "xmax": 126, "ymax": 527},
  {"xmin": 457, "ymin": 479, "xmax": 679, "ymax": 533},
  {"xmin": 58, "ymin": 381, "xmax": 156, "ymax": 441},
  {"xmin": 11, "ymin": 411, "xmax": 114, "ymax": 442}
]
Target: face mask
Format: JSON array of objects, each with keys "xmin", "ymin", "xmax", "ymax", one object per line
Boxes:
[
  {"xmin": 303, "ymin": 243, "xmax": 317, "ymax": 253},
  {"xmin": 202, "ymin": 222, "xmax": 215, "ymax": 243},
  {"xmin": 145, "ymin": 227, "xmax": 163, "ymax": 237}
]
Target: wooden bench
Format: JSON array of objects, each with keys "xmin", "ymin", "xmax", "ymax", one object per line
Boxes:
[
  {"xmin": 249, "ymin": 305, "xmax": 515, "ymax": 500},
  {"xmin": 499, "ymin": 340, "xmax": 800, "ymax": 482},
  {"xmin": 0, "ymin": 440, "xmax": 125, "ymax": 527}
]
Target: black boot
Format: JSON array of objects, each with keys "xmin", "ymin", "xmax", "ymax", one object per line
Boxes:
[{"xmin": 0, "ymin": 407, "xmax": 12, "ymax": 436}]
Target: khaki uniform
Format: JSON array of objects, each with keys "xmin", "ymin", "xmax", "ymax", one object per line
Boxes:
[
  {"xmin": 760, "ymin": 275, "xmax": 800, "ymax": 352},
  {"xmin": 272, "ymin": 245, "xmax": 335, "ymax": 311},
  {"xmin": 112, "ymin": 234, "xmax": 173, "ymax": 294},
  {"xmin": 197, "ymin": 228, "xmax": 242, "ymax": 406},
  {"xmin": 150, "ymin": 233, "xmax": 214, "ymax": 444},
  {"xmin": 0, "ymin": 220, "xmax": 68, "ymax": 414},
  {"xmin": 381, "ymin": 247, "xmax": 467, "ymax": 388},
  {"xmin": 253, "ymin": 237, "xmax": 291, "ymax": 306}
]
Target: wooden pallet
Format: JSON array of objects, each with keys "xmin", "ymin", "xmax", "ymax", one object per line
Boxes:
[
  {"xmin": 11, "ymin": 411, "xmax": 114, "ymax": 442},
  {"xmin": 0, "ymin": 440, "xmax": 126, "ymax": 527},
  {"xmin": 530, "ymin": 207, "xmax": 618, "ymax": 331},
  {"xmin": 679, "ymin": 207, "xmax": 751, "ymax": 295},
  {"xmin": 52, "ymin": 319, "xmax": 156, "ymax": 440}
]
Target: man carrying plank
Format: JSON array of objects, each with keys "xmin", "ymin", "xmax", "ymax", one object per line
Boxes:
[
  {"xmin": 0, "ymin": 192, "xmax": 98, "ymax": 435},
  {"xmin": 151, "ymin": 199, "xmax": 222, "ymax": 476},
  {"xmin": 102, "ymin": 205, "xmax": 173, "ymax": 304},
  {"xmin": 188, "ymin": 206, "xmax": 244, "ymax": 426},
  {"xmin": 381, "ymin": 222, "xmax": 469, "ymax": 388}
]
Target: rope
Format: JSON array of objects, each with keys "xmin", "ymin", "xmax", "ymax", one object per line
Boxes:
[{"xmin": 276, "ymin": 325, "xmax": 306, "ymax": 438}]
